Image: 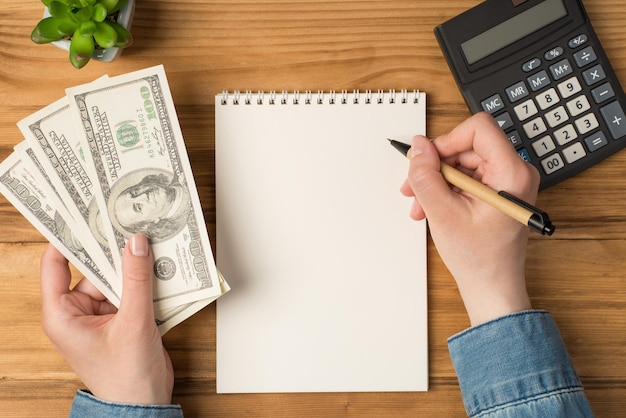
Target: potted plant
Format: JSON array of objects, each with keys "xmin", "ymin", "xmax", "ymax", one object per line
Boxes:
[{"xmin": 31, "ymin": 0, "xmax": 135, "ymax": 69}]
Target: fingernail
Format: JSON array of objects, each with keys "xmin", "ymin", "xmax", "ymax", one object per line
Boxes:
[
  {"xmin": 130, "ymin": 233, "xmax": 149, "ymax": 257},
  {"xmin": 411, "ymin": 136, "xmax": 427, "ymax": 157}
]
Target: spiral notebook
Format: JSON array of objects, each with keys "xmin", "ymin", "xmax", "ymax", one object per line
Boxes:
[{"xmin": 215, "ymin": 89, "xmax": 428, "ymax": 393}]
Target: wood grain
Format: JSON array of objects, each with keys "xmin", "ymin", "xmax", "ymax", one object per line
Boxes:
[{"xmin": 1, "ymin": 0, "xmax": 626, "ymax": 416}]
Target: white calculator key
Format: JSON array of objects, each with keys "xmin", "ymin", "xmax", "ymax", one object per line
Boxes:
[
  {"xmin": 575, "ymin": 113, "xmax": 599, "ymax": 134},
  {"xmin": 514, "ymin": 99, "xmax": 538, "ymax": 121},
  {"xmin": 545, "ymin": 106, "xmax": 569, "ymax": 128},
  {"xmin": 562, "ymin": 142, "xmax": 587, "ymax": 163},
  {"xmin": 566, "ymin": 95, "xmax": 591, "ymax": 117},
  {"xmin": 536, "ymin": 88, "xmax": 560, "ymax": 110},
  {"xmin": 541, "ymin": 153, "xmax": 565, "ymax": 174},
  {"xmin": 557, "ymin": 76, "xmax": 582, "ymax": 99},
  {"xmin": 523, "ymin": 116, "xmax": 548, "ymax": 139},
  {"xmin": 553, "ymin": 124, "xmax": 578, "ymax": 145},
  {"xmin": 532, "ymin": 135, "xmax": 556, "ymax": 157}
]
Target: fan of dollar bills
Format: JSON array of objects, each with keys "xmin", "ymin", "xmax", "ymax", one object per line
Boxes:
[{"xmin": 0, "ymin": 65, "xmax": 229, "ymax": 335}]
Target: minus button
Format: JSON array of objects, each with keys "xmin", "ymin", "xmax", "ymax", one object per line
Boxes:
[{"xmin": 591, "ymin": 83, "xmax": 615, "ymax": 104}]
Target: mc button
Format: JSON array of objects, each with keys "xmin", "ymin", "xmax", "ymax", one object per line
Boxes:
[{"xmin": 481, "ymin": 94, "xmax": 505, "ymax": 114}]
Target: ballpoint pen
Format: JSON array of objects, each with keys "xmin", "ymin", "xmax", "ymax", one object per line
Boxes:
[{"xmin": 388, "ymin": 139, "xmax": 555, "ymax": 235}]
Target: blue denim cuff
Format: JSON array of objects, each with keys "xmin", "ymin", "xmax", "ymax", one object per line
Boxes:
[
  {"xmin": 448, "ymin": 310, "xmax": 592, "ymax": 417},
  {"xmin": 69, "ymin": 390, "xmax": 184, "ymax": 418}
]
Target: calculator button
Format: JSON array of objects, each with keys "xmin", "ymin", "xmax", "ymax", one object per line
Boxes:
[
  {"xmin": 573, "ymin": 46, "xmax": 597, "ymax": 68},
  {"xmin": 582, "ymin": 64, "xmax": 606, "ymax": 86},
  {"xmin": 557, "ymin": 77, "xmax": 582, "ymax": 99},
  {"xmin": 584, "ymin": 131, "xmax": 608, "ymax": 152},
  {"xmin": 554, "ymin": 124, "xmax": 578, "ymax": 146},
  {"xmin": 545, "ymin": 106, "xmax": 569, "ymax": 128},
  {"xmin": 544, "ymin": 47, "xmax": 564, "ymax": 61},
  {"xmin": 532, "ymin": 135, "xmax": 556, "ymax": 157},
  {"xmin": 568, "ymin": 34, "xmax": 588, "ymax": 49},
  {"xmin": 523, "ymin": 117, "xmax": 547, "ymax": 139},
  {"xmin": 507, "ymin": 130, "xmax": 522, "ymax": 147},
  {"xmin": 562, "ymin": 142, "xmax": 587, "ymax": 163},
  {"xmin": 541, "ymin": 153, "xmax": 564, "ymax": 174},
  {"xmin": 536, "ymin": 88, "xmax": 560, "ymax": 110},
  {"xmin": 514, "ymin": 99, "xmax": 538, "ymax": 121},
  {"xmin": 566, "ymin": 95, "xmax": 591, "ymax": 118},
  {"xmin": 505, "ymin": 81, "xmax": 529, "ymax": 103},
  {"xmin": 575, "ymin": 113, "xmax": 599, "ymax": 134},
  {"xmin": 527, "ymin": 70, "xmax": 550, "ymax": 92},
  {"xmin": 481, "ymin": 94, "xmax": 505, "ymax": 114},
  {"xmin": 522, "ymin": 58, "xmax": 541, "ymax": 73},
  {"xmin": 600, "ymin": 101, "xmax": 626, "ymax": 139},
  {"xmin": 591, "ymin": 83, "xmax": 615, "ymax": 104},
  {"xmin": 549, "ymin": 59, "xmax": 573, "ymax": 80},
  {"xmin": 494, "ymin": 112, "xmax": 514, "ymax": 131},
  {"xmin": 517, "ymin": 148, "xmax": 532, "ymax": 163}
]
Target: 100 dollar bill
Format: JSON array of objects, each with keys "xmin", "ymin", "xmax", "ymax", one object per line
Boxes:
[
  {"xmin": 0, "ymin": 145, "xmax": 120, "ymax": 305},
  {"xmin": 66, "ymin": 65, "xmax": 221, "ymax": 310},
  {"xmin": 18, "ymin": 96, "xmax": 120, "ymax": 292}
]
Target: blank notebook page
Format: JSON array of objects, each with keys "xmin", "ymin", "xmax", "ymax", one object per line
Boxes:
[{"xmin": 215, "ymin": 90, "xmax": 428, "ymax": 393}]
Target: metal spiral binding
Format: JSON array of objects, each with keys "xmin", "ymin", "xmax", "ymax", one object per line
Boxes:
[{"xmin": 220, "ymin": 89, "xmax": 420, "ymax": 105}]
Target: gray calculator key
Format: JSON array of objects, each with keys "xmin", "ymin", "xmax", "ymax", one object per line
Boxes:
[
  {"xmin": 568, "ymin": 34, "xmax": 588, "ymax": 49},
  {"xmin": 481, "ymin": 94, "xmax": 505, "ymax": 114},
  {"xmin": 527, "ymin": 70, "xmax": 550, "ymax": 92},
  {"xmin": 591, "ymin": 83, "xmax": 615, "ymax": 104},
  {"xmin": 600, "ymin": 101, "xmax": 626, "ymax": 139},
  {"xmin": 549, "ymin": 59, "xmax": 573, "ymax": 80},
  {"xmin": 505, "ymin": 81, "xmax": 529, "ymax": 103},
  {"xmin": 507, "ymin": 130, "xmax": 522, "ymax": 147},
  {"xmin": 544, "ymin": 47, "xmax": 564, "ymax": 61},
  {"xmin": 582, "ymin": 64, "xmax": 606, "ymax": 86},
  {"xmin": 522, "ymin": 58, "xmax": 541, "ymax": 72},
  {"xmin": 584, "ymin": 131, "xmax": 608, "ymax": 152},
  {"xmin": 494, "ymin": 112, "xmax": 514, "ymax": 131},
  {"xmin": 573, "ymin": 46, "xmax": 597, "ymax": 68}
]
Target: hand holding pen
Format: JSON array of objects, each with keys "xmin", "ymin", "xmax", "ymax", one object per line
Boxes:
[{"xmin": 398, "ymin": 113, "xmax": 543, "ymax": 325}]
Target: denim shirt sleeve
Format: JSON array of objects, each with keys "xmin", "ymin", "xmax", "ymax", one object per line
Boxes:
[
  {"xmin": 448, "ymin": 310, "xmax": 594, "ymax": 417},
  {"xmin": 69, "ymin": 390, "xmax": 184, "ymax": 418}
]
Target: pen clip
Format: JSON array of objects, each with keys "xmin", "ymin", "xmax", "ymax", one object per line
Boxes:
[{"xmin": 498, "ymin": 191, "xmax": 555, "ymax": 236}]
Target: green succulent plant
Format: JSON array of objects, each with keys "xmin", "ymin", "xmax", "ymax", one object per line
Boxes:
[{"xmin": 31, "ymin": 0, "xmax": 133, "ymax": 69}]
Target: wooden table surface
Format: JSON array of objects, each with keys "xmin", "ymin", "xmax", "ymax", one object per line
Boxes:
[{"xmin": 2, "ymin": 0, "xmax": 626, "ymax": 416}]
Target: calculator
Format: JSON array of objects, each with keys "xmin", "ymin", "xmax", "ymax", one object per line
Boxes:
[{"xmin": 435, "ymin": 0, "xmax": 626, "ymax": 189}]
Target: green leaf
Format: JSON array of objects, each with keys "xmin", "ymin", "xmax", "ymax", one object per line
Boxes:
[
  {"xmin": 80, "ymin": 20, "xmax": 96, "ymax": 37},
  {"xmin": 31, "ymin": 17, "xmax": 73, "ymax": 43},
  {"xmin": 107, "ymin": 21, "xmax": 133, "ymax": 48},
  {"xmin": 93, "ymin": 21, "xmax": 117, "ymax": 48},
  {"xmin": 92, "ymin": 3, "xmax": 108, "ymax": 21},
  {"xmin": 98, "ymin": 0, "xmax": 120, "ymax": 14},
  {"xmin": 109, "ymin": 0, "xmax": 127, "ymax": 14},
  {"xmin": 71, "ymin": 5, "xmax": 93, "ymax": 21},
  {"xmin": 69, "ymin": 26, "xmax": 95, "ymax": 69},
  {"xmin": 48, "ymin": 1, "xmax": 69, "ymax": 19}
]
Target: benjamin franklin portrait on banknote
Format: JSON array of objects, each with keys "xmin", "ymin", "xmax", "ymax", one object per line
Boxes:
[{"xmin": 108, "ymin": 168, "xmax": 191, "ymax": 242}]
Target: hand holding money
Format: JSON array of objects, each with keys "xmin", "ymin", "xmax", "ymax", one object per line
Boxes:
[{"xmin": 0, "ymin": 65, "xmax": 229, "ymax": 334}]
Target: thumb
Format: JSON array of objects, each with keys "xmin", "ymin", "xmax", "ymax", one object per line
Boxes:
[
  {"xmin": 407, "ymin": 136, "xmax": 458, "ymax": 223},
  {"xmin": 118, "ymin": 233, "xmax": 155, "ymax": 323}
]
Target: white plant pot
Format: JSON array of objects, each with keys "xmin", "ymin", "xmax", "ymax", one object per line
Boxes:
[{"xmin": 44, "ymin": 0, "xmax": 135, "ymax": 63}]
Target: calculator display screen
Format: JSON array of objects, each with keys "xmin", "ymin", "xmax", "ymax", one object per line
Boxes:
[{"xmin": 461, "ymin": 0, "xmax": 568, "ymax": 65}]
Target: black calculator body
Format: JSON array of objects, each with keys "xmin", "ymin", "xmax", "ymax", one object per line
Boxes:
[{"xmin": 435, "ymin": 0, "xmax": 626, "ymax": 189}]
